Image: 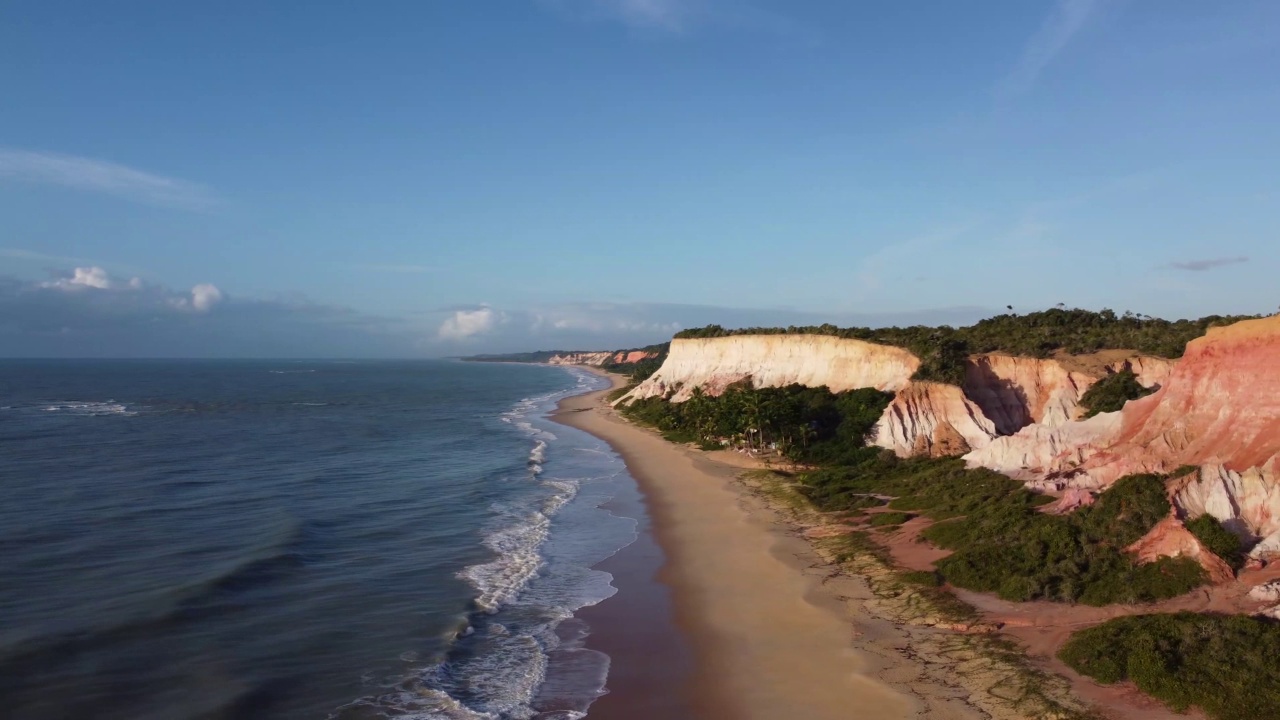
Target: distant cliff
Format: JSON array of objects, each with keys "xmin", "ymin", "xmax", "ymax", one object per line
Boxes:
[{"xmin": 464, "ymin": 345, "xmax": 665, "ymax": 368}]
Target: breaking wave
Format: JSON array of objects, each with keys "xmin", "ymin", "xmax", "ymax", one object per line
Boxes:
[{"xmin": 41, "ymin": 401, "xmax": 137, "ymax": 416}]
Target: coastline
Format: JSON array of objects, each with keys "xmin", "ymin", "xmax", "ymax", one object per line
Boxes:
[{"xmin": 551, "ymin": 369, "xmax": 990, "ymax": 720}]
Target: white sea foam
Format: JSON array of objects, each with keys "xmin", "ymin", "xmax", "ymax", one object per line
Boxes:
[
  {"xmin": 41, "ymin": 401, "xmax": 136, "ymax": 416},
  {"xmin": 528, "ymin": 440, "xmax": 548, "ymax": 475},
  {"xmin": 460, "ymin": 511, "xmax": 552, "ymax": 614}
]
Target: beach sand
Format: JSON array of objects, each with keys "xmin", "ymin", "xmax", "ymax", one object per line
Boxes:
[{"xmin": 552, "ymin": 371, "xmax": 987, "ymax": 720}]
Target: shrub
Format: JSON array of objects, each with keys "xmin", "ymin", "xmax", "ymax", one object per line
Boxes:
[
  {"xmin": 800, "ymin": 460, "xmax": 1204, "ymax": 605},
  {"xmin": 1186, "ymin": 515, "xmax": 1245, "ymax": 570},
  {"xmin": 1060, "ymin": 612, "xmax": 1280, "ymax": 720},
  {"xmin": 1078, "ymin": 369, "xmax": 1156, "ymax": 417}
]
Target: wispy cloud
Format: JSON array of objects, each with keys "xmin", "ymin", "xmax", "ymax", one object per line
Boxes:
[
  {"xmin": 0, "ymin": 148, "xmax": 217, "ymax": 210},
  {"xmin": 349, "ymin": 263, "xmax": 435, "ymax": 274},
  {"xmin": 1164, "ymin": 256, "xmax": 1249, "ymax": 272},
  {"xmin": 542, "ymin": 0, "xmax": 701, "ymax": 32},
  {"xmin": 998, "ymin": 0, "xmax": 1102, "ymax": 98},
  {"xmin": 541, "ymin": 0, "xmax": 812, "ymax": 41},
  {"xmin": 0, "ymin": 247, "xmax": 96, "ymax": 266}
]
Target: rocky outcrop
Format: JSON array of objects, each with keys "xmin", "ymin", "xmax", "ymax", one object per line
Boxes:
[
  {"xmin": 1173, "ymin": 464, "xmax": 1280, "ymax": 557},
  {"xmin": 1249, "ymin": 580, "xmax": 1280, "ymax": 603},
  {"xmin": 623, "ymin": 335, "xmax": 919, "ymax": 402},
  {"xmin": 962, "ymin": 355, "xmax": 1098, "ymax": 434},
  {"xmin": 1107, "ymin": 355, "xmax": 1176, "ymax": 389},
  {"xmin": 872, "ymin": 382, "xmax": 998, "ymax": 457},
  {"xmin": 964, "ymin": 413, "xmax": 1123, "ymax": 486},
  {"xmin": 1126, "ymin": 516, "xmax": 1236, "ymax": 584}
]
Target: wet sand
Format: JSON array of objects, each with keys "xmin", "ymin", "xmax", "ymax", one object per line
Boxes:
[{"xmin": 552, "ymin": 370, "xmax": 980, "ymax": 720}]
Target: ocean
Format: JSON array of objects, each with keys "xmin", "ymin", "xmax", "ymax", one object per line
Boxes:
[{"xmin": 0, "ymin": 359, "xmax": 639, "ymax": 720}]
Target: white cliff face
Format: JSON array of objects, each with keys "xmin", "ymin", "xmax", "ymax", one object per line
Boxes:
[
  {"xmin": 872, "ymin": 382, "xmax": 998, "ymax": 457},
  {"xmin": 623, "ymin": 335, "xmax": 920, "ymax": 402}
]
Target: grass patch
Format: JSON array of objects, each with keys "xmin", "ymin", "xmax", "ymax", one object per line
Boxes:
[{"xmin": 1060, "ymin": 612, "xmax": 1280, "ymax": 720}]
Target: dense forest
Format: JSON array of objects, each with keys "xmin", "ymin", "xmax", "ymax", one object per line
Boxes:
[{"xmin": 674, "ymin": 308, "xmax": 1257, "ymax": 384}]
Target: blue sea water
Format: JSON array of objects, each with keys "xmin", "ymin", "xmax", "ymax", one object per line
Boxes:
[{"xmin": 0, "ymin": 360, "xmax": 637, "ymax": 720}]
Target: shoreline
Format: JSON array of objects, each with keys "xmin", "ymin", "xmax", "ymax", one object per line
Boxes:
[{"xmin": 551, "ymin": 368, "xmax": 987, "ymax": 720}]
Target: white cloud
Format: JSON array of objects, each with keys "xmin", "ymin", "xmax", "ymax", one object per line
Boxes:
[
  {"xmin": 41, "ymin": 266, "xmax": 142, "ymax": 291},
  {"xmin": 169, "ymin": 283, "xmax": 225, "ymax": 313},
  {"xmin": 438, "ymin": 306, "xmax": 499, "ymax": 340},
  {"xmin": 998, "ymin": 0, "xmax": 1101, "ymax": 98},
  {"xmin": 0, "ymin": 148, "xmax": 217, "ymax": 209},
  {"xmin": 190, "ymin": 283, "xmax": 224, "ymax": 312}
]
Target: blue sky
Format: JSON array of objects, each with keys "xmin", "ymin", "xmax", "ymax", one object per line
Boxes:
[{"xmin": 1, "ymin": 0, "xmax": 1277, "ymax": 356}]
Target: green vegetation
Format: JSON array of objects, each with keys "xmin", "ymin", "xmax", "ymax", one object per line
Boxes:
[
  {"xmin": 1078, "ymin": 369, "xmax": 1156, "ymax": 417},
  {"xmin": 1059, "ymin": 612, "xmax": 1280, "ymax": 720},
  {"xmin": 675, "ymin": 308, "xmax": 1256, "ymax": 385},
  {"xmin": 620, "ymin": 383, "xmax": 893, "ymax": 463},
  {"xmin": 1186, "ymin": 515, "xmax": 1245, "ymax": 570},
  {"xmin": 801, "ymin": 459, "xmax": 1206, "ymax": 604}
]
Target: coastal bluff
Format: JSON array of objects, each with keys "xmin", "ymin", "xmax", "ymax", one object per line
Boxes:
[
  {"xmin": 618, "ymin": 333, "xmax": 1172, "ymax": 459},
  {"xmin": 607, "ymin": 316, "xmax": 1280, "ymax": 565}
]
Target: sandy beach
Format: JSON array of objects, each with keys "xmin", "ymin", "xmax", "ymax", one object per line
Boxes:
[{"xmin": 552, "ymin": 370, "xmax": 992, "ymax": 720}]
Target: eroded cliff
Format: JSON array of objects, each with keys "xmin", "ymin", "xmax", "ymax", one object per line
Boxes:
[{"xmin": 872, "ymin": 382, "xmax": 998, "ymax": 457}]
